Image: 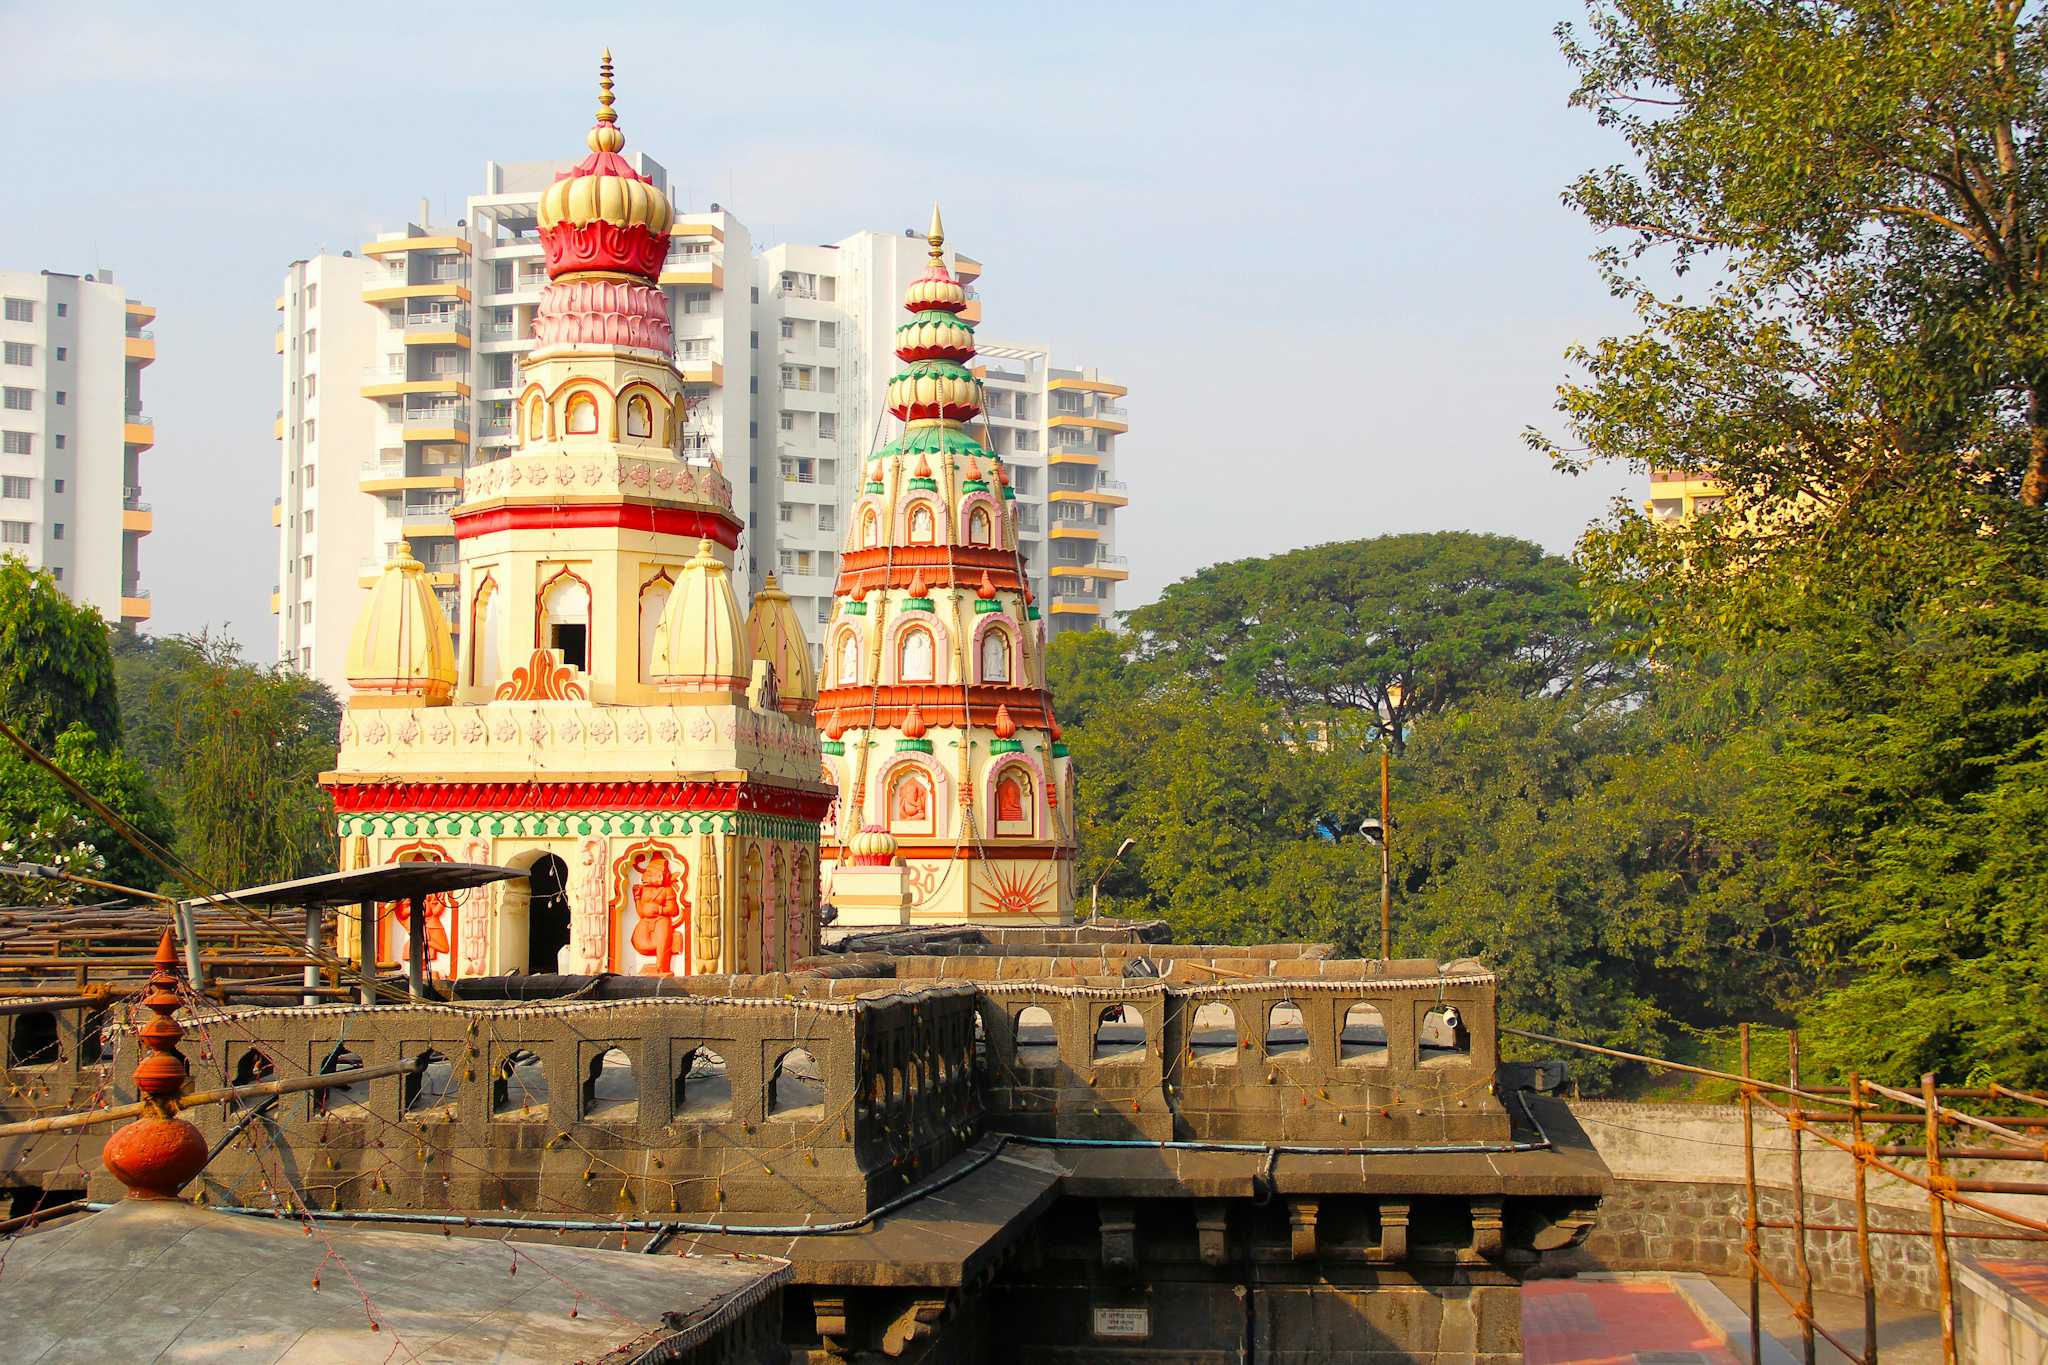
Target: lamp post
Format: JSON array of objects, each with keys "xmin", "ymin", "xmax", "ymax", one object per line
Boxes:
[
  {"xmin": 1089, "ymin": 837, "xmax": 1136, "ymax": 924},
  {"xmin": 1358, "ymin": 746, "xmax": 1392, "ymax": 960}
]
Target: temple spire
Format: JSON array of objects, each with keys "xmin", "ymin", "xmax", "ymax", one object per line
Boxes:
[{"xmin": 927, "ymin": 202, "xmax": 946, "ymax": 261}]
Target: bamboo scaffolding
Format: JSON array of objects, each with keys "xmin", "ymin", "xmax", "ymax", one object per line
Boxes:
[{"xmin": 0, "ymin": 1057, "xmax": 420, "ymax": 1138}]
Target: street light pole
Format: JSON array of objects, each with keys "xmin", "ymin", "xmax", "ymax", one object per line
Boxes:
[
  {"xmin": 1090, "ymin": 837, "xmax": 1136, "ymax": 925},
  {"xmin": 1379, "ymin": 746, "xmax": 1392, "ymax": 960}
]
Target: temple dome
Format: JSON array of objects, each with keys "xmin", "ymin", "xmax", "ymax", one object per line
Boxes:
[
  {"xmin": 345, "ymin": 541, "xmax": 456, "ymax": 705},
  {"xmin": 650, "ymin": 539, "xmax": 749, "ymax": 692},
  {"xmin": 745, "ymin": 573, "xmax": 817, "ymax": 715},
  {"xmin": 537, "ymin": 51, "xmax": 674, "ymax": 281}
]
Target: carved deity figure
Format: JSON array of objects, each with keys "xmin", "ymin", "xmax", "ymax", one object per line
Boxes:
[{"xmin": 628, "ymin": 850, "xmax": 687, "ymax": 973}]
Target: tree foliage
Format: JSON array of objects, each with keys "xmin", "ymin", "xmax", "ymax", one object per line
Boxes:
[
  {"xmin": 114, "ymin": 633, "xmax": 342, "ymax": 892},
  {"xmin": 1126, "ymin": 533, "xmax": 1619, "ymax": 748},
  {"xmin": 0, "ymin": 724, "xmax": 173, "ymax": 901},
  {"xmin": 0, "ymin": 557, "xmax": 120, "ymax": 754}
]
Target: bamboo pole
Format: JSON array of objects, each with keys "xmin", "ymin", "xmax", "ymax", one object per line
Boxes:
[
  {"xmin": 1788, "ymin": 1031, "xmax": 1815, "ymax": 1365},
  {"xmin": 1924, "ymin": 1073, "xmax": 1956, "ymax": 1365},
  {"xmin": 0, "ymin": 1057, "xmax": 419, "ymax": 1138},
  {"xmin": 1756, "ymin": 1218, "xmax": 2048, "ymax": 1243},
  {"xmin": 1868, "ymin": 1077, "xmax": 2041, "ymax": 1149},
  {"xmin": 1850, "ymin": 1074, "xmax": 1879, "ymax": 1365},
  {"xmin": 1743, "ymin": 1023, "xmax": 1763, "ymax": 1365}
]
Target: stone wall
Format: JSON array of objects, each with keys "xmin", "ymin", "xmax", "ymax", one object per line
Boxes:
[{"xmin": 1554, "ymin": 1101, "xmax": 2047, "ymax": 1309}]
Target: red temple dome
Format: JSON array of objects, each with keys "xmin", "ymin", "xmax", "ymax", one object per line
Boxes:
[{"xmin": 538, "ymin": 51, "xmax": 674, "ymax": 282}]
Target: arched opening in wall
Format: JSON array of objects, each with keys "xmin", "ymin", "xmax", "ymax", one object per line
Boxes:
[
  {"xmin": 525, "ymin": 854, "xmax": 571, "ymax": 974},
  {"xmin": 908, "ymin": 502, "xmax": 936, "ymax": 545},
  {"xmin": 674, "ymin": 1046, "xmax": 731, "ymax": 1119},
  {"xmin": 1188, "ymin": 1002, "xmax": 1239, "ymax": 1066},
  {"xmin": 624, "ymin": 394, "xmax": 654, "ymax": 439},
  {"xmin": 859, "ymin": 508, "xmax": 880, "ymax": 548},
  {"xmin": 637, "ymin": 570, "xmax": 673, "ymax": 684},
  {"xmin": 898, "ymin": 626, "xmax": 935, "ymax": 683},
  {"xmin": 888, "ymin": 768, "xmax": 935, "ymax": 837},
  {"xmin": 538, "ymin": 569, "xmax": 591, "ymax": 672},
  {"xmin": 524, "ymin": 394, "xmax": 545, "ymax": 443},
  {"xmin": 403, "ymin": 1049, "xmax": 457, "ymax": 1116},
  {"xmin": 1420, "ymin": 1005, "xmax": 1471, "ymax": 1067},
  {"xmin": 1014, "ymin": 1006, "xmax": 1058, "ymax": 1069},
  {"xmin": 231, "ymin": 1048, "xmax": 275, "ymax": 1110},
  {"xmin": 8, "ymin": 1011, "xmax": 57, "ymax": 1068},
  {"xmin": 78, "ymin": 1008, "xmax": 108, "ymax": 1067},
  {"xmin": 967, "ymin": 506, "xmax": 993, "ymax": 547},
  {"xmin": 470, "ymin": 573, "xmax": 502, "ymax": 691},
  {"xmin": 582, "ymin": 1047, "xmax": 636, "ymax": 1120},
  {"xmin": 492, "ymin": 1050, "xmax": 548, "ymax": 1120},
  {"xmin": 980, "ymin": 629, "xmax": 1011, "ymax": 684},
  {"xmin": 1264, "ymin": 1000, "xmax": 1309, "ymax": 1059},
  {"xmin": 994, "ymin": 769, "xmax": 1033, "ymax": 836},
  {"xmin": 769, "ymin": 1048, "xmax": 825, "ymax": 1119},
  {"xmin": 1340, "ymin": 1003, "xmax": 1389, "ymax": 1066},
  {"xmin": 1091, "ymin": 1005, "xmax": 1146, "ymax": 1065},
  {"xmin": 564, "ymin": 391, "xmax": 599, "ymax": 435},
  {"xmin": 314, "ymin": 1048, "xmax": 367, "ymax": 1116},
  {"xmin": 835, "ymin": 631, "xmax": 860, "ymax": 688}
]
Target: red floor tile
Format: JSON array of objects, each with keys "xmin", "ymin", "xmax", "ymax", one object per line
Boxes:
[{"xmin": 1523, "ymin": 1278, "xmax": 1740, "ymax": 1365}]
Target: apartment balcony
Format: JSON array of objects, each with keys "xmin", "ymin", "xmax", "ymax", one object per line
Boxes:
[
  {"xmin": 362, "ymin": 235, "xmax": 473, "ymax": 259},
  {"xmin": 395, "ymin": 407, "xmax": 471, "ymax": 444},
  {"xmin": 122, "ymin": 506, "xmax": 154, "ymax": 535},
  {"xmin": 1047, "ymin": 449, "xmax": 1100, "ymax": 466},
  {"xmin": 272, "ymin": 496, "xmax": 282, "ymax": 527},
  {"xmin": 126, "ymin": 413, "xmax": 156, "ymax": 449},
  {"xmin": 1048, "ymin": 599, "xmax": 1103, "ymax": 616},
  {"xmin": 360, "ymin": 368, "xmax": 471, "ymax": 400},
  {"xmin": 1048, "ymin": 411, "xmax": 1128, "ymax": 435},
  {"xmin": 1047, "ymin": 373, "xmax": 1128, "ymax": 398},
  {"xmin": 1049, "ymin": 524, "xmax": 1101, "ymax": 541},
  {"xmin": 124, "ymin": 333, "xmax": 156, "ymax": 366},
  {"xmin": 676, "ymin": 358, "xmax": 724, "ymax": 387},
  {"xmin": 658, "ymin": 247, "xmax": 724, "ymax": 289},
  {"xmin": 126, "ymin": 301, "xmax": 157, "ymax": 325},
  {"xmin": 401, "ymin": 310, "xmax": 471, "ymax": 345},
  {"xmin": 776, "ymin": 282, "xmax": 820, "ymax": 301},
  {"xmin": 120, "ymin": 590, "xmax": 151, "ymax": 622},
  {"xmin": 681, "ymin": 432, "xmax": 718, "ymax": 461},
  {"xmin": 363, "ymin": 276, "xmax": 472, "ymax": 305},
  {"xmin": 360, "ymin": 459, "xmax": 462, "ymax": 495},
  {"xmin": 1049, "ymin": 484, "xmax": 1129, "ymax": 508}
]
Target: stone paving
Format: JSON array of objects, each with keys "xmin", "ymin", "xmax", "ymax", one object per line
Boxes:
[{"xmin": 1523, "ymin": 1277, "xmax": 1740, "ymax": 1364}]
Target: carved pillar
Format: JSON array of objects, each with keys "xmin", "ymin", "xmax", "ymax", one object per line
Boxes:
[
  {"xmin": 1099, "ymin": 1200, "xmax": 1138, "ymax": 1276},
  {"xmin": 1196, "ymin": 1200, "xmax": 1230, "ymax": 1268},
  {"xmin": 1471, "ymin": 1196, "xmax": 1505, "ymax": 1259},
  {"xmin": 1377, "ymin": 1200, "xmax": 1410, "ymax": 1263},
  {"xmin": 571, "ymin": 835, "xmax": 608, "ymax": 973},
  {"xmin": 694, "ymin": 830, "xmax": 722, "ymax": 974},
  {"xmin": 1288, "ymin": 1198, "xmax": 1319, "ymax": 1260}
]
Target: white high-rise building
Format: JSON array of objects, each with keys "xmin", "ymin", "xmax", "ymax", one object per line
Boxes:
[
  {"xmin": 0, "ymin": 269, "xmax": 157, "ymax": 626},
  {"xmin": 275, "ymin": 175, "xmax": 1127, "ymax": 690}
]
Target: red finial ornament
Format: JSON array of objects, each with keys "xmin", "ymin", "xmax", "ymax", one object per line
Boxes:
[
  {"xmin": 993, "ymin": 463, "xmax": 1009, "ymax": 487},
  {"xmin": 1050, "ymin": 717, "xmax": 1064, "ymax": 741},
  {"xmin": 823, "ymin": 710, "xmax": 846, "ymax": 742},
  {"xmin": 101, "ymin": 928, "xmax": 208, "ymax": 1200},
  {"xmin": 909, "ymin": 568, "xmax": 928, "ymax": 597},
  {"xmin": 902, "ymin": 705, "xmax": 927, "ymax": 739},
  {"xmin": 914, "ymin": 455, "xmax": 933, "ymax": 480},
  {"xmin": 993, "ymin": 705, "xmax": 1017, "ymax": 739},
  {"xmin": 964, "ymin": 457, "xmax": 981, "ymax": 480},
  {"xmin": 976, "ymin": 571, "xmax": 996, "ymax": 601}
]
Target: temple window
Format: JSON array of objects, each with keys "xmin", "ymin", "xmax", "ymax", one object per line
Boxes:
[
  {"xmin": 995, "ymin": 769, "xmax": 1033, "ymax": 835},
  {"xmin": 908, "ymin": 503, "xmax": 936, "ymax": 545},
  {"xmin": 889, "ymin": 769, "xmax": 935, "ymax": 836},
  {"xmin": 980, "ymin": 629, "xmax": 1011, "ymax": 683},
  {"xmin": 564, "ymin": 391, "xmax": 598, "ymax": 435},
  {"xmin": 899, "ymin": 627, "xmax": 935, "ymax": 683},
  {"xmin": 637, "ymin": 569, "xmax": 673, "ymax": 683},
  {"xmin": 625, "ymin": 394, "xmax": 654, "ymax": 439},
  {"xmin": 539, "ymin": 569, "xmax": 592, "ymax": 672},
  {"xmin": 967, "ymin": 506, "xmax": 993, "ymax": 547},
  {"xmin": 860, "ymin": 508, "xmax": 880, "ymax": 548},
  {"xmin": 836, "ymin": 630, "xmax": 861, "ymax": 687},
  {"xmin": 525, "ymin": 394, "xmax": 544, "ymax": 442},
  {"xmin": 470, "ymin": 573, "xmax": 500, "ymax": 690}
]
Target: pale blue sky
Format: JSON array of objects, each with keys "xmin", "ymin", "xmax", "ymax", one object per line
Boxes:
[{"xmin": 0, "ymin": 0, "xmax": 1639, "ymax": 652}]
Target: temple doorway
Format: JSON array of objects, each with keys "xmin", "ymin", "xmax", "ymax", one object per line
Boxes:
[{"xmin": 526, "ymin": 854, "xmax": 572, "ymax": 973}]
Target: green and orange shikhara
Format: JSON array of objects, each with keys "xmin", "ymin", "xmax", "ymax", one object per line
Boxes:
[
  {"xmin": 817, "ymin": 205, "xmax": 1077, "ymax": 924},
  {"xmin": 100, "ymin": 929, "xmax": 208, "ymax": 1199}
]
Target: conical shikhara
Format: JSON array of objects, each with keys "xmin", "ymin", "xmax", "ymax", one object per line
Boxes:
[
  {"xmin": 325, "ymin": 54, "xmax": 830, "ymax": 981},
  {"xmin": 816, "ymin": 205, "xmax": 1077, "ymax": 923}
]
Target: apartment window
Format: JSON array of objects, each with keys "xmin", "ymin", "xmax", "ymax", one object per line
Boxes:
[
  {"xmin": 817, "ymin": 413, "xmax": 836, "ymax": 440},
  {"xmin": 301, "ymin": 602, "xmax": 312, "ymax": 623},
  {"xmin": 305, "ymin": 375, "xmax": 317, "ymax": 400},
  {"xmin": 778, "ymin": 504, "xmax": 795, "ymax": 524},
  {"xmin": 495, "ymin": 262, "xmax": 514, "ymax": 291},
  {"xmin": 4, "ymin": 299, "xmax": 33, "ymax": 323},
  {"xmin": 780, "ymin": 319, "xmax": 796, "ymax": 340},
  {"xmin": 778, "ymin": 549, "xmax": 794, "ymax": 573},
  {"xmin": 818, "ymin": 322, "xmax": 837, "ymax": 348},
  {"xmin": 51, "ymin": 479, "xmax": 62, "ymax": 492},
  {"xmin": 302, "ymin": 555, "xmax": 313, "ymax": 577},
  {"xmin": 816, "ymin": 598, "xmax": 831, "ymax": 624},
  {"xmin": 54, "ymin": 304, "xmax": 66, "ymax": 318},
  {"xmin": 750, "ymin": 330, "xmax": 759, "ymax": 350},
  {"xmin": 53, "ymin": 391, "xmax": 65, "ymax": 406},
  {"xmin": 52, "ymin": 435, "xmax": 63, "ymax": 450},
  {"xmin": 51, "ymin": 568, "xmax": 61, "ymax": 582},
  {"xmin": 2, "ymin": 432, "xmax": 28, "ymax": 455},
  {"xmin": 818, "ymin": 506, "xmax": 835, "ymax": 533},
  {"xmin": 51, "ymin": 523, "xmax": 62, "ymax": 540},
  {"xmin": 305, "ymin": 284, "xmax": 317, "ymax": 309},
  {"xmin": 681, "ymin": 289, "xmax": 711, "ymax": 315},
  {"xmin": 797, "ymin": 550, "xmax": 814, "ymax": 575},
  {"xmin": 749, "ymin": 377, "xmax": 758, "ymax": 395},
  {"xmin": 301, "ymin": 648, "xmax": 311, "ymax": 671},
  {"xmin": 304, "ymin": 419, "xmax": 316, "ymax": 444},
  {"xmin": 2, "ymin": 477, "xmax": 29, "ymax": 498},
  {"xmin": 3, "ymin": 388, "xmax": 31, "ymax": 411},
  {"xmin": 54, "ymin": 347, "xmax": 65, "ymax": 361},
  {"xmin": 1016, "ymin": 430, "xmax": 1038, "ymax": 450},
  {"xmin": 3, "ymin": 342, "xmax": 32, "ymax": 366},
  {"xmin": 1, "ymin": 522, "xmax": 28, "ymax": 544},
  {"xmin": 305, "ymin": 328, "xmax": 317, "ymax": 354},
  {"xmin": 779, "ymin": 411, "xmax": 796, "ymax": 433},
  {"xmin": 750, "ymin": 286, "xmax": 759, "ymax": 303},
  {"xmin": 303, "ymin": 510, "xmax": 314, "ymax": 532},
  {"xmin": 749, "ymin": 420, "xmax": 758, "ymax": 437}
]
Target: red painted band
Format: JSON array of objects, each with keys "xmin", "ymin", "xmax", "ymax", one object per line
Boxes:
[{"xmin": 451, "ymin": 502, "xmax": 742, "ymax": 546}]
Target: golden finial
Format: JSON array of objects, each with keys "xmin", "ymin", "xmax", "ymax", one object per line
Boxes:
[
  {"xmin": 927, "ymin": 202, "xmax": 946, "ymax": 262},
  {"xmin": 588, "ymin": 49, "xmax": 626, "ymax": 154}
]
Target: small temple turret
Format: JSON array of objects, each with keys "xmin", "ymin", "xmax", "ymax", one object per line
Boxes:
[
  {"xmin": 324, "ymin": 55, "xmax": 830, "ymax": 979},
  {"xmin": 818, "ymin": 205, "xmax": 1077, "ymax": 924},
  {"xmin": 745, "ymin": 573, "xmax": 817, "ymax": 717}
]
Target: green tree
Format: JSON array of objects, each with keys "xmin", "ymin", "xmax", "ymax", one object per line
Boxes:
[
  {"xmin": 115, "ymin": 633, "xmax": 342, "ymax": 891},
  {"xmin": 0, "ymin": 557, "xmax": 120, "ymax": 754},
  {"xmin": 1127, "ymin": 534, "xmax": 1617, "ymax": 748},
  {"xmin": 0, "ymin": 724, "xmax": 174, "ymax": 900}
]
